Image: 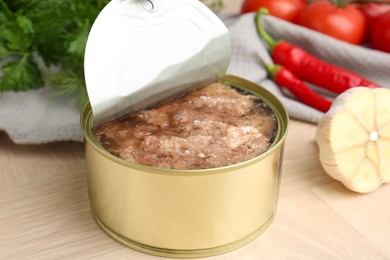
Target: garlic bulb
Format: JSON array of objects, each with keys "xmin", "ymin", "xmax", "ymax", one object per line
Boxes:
[{"xmin": 316, "ymin": 87, "xmax": 390, "ymax": 193}]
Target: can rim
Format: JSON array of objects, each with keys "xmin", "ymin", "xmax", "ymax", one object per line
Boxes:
[
  {"xmin": 92, "ymin": 209, "xmax": 275, "ymax": 258},
  {"xmin": 80, "ymin": 75, "xmax": 289, "ymax": 176}
]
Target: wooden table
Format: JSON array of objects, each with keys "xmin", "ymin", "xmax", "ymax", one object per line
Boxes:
[{"xmin": 1, "ymin": 1, "xmax": 390, "ymax": 259}]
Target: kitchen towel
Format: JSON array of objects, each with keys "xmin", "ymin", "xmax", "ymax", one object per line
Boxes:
[{"xmin": 1, "ymin": 13, "xmax": 389, "ymax": 144}]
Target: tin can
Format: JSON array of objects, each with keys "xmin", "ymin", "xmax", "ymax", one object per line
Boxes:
[{"xmin": 80, "ymin": 75, "xmax": 288, "ymax": 258}]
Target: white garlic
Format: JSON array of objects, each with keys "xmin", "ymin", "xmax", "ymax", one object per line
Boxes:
[{"xmin": 316, "ymin": 87, "xmax": 390, "ymax": 193}]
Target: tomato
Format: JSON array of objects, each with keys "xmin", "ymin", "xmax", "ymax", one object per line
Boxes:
[
  {"xmin": 241, "ymin": 0, "xmax": 306, "ymax": 23},
  {"xmin": 370, "ymin": 11, "xmax": 390, "ymax": 53},
  {"xmin": 298, "ymin": 1, "xmax": 366, "ymax": 45},
  {"xmin": 360, "ymin": 2, "xmax": 390, "ymax": 40}
]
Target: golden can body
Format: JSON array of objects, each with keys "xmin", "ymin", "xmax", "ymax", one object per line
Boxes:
[{"xmin": 81, "ymin": 75, "xmax": 289, "ymax": 258}]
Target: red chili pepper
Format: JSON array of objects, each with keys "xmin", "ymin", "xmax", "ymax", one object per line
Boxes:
[
  {"xmin": 264, "ymin": 61, "xmax": 332, "ymax": 112},
  {"xmin": 255, "ymin": 8, "xmax": 381, "ymax": 94}
]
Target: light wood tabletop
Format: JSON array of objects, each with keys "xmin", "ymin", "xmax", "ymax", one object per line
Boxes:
[{"xmin": 1, "ymin": 1, "xmax": 390, "ymax": 259}]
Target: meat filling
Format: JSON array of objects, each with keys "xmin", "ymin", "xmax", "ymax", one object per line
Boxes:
[{"xmin": 93, "ymin": 82, "xmax": 277, "ymax": 170}]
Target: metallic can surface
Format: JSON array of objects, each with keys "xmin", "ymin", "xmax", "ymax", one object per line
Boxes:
[{"xmin": 80, "ymin": 75, "xmax": 288, "ymax": 258}]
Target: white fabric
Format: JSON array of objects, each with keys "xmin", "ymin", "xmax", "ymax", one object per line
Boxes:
[
  {"xmin": 1, "ymin": 13, "xmax": 389, "ymax": 144},
  {"xmin": 0, "ymin": 87, "xmax": 82, "ymax": 144}
]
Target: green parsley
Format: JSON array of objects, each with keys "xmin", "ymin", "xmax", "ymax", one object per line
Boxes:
[{"xmin": 0, "ymin": 0, "xmax": 108, "ymax": 106}]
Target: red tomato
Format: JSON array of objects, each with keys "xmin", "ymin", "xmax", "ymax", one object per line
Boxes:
[
  {"xmin": 241, "ymin": 0, "xmax": 306, "ymax": 23},
  {"xmin": 298, "ymin": 1, "xmax": 366, "ymax": 45},
  {"xmin": 370, "ymin": 11, "xmax": 390, "ymax": 53},
  {"xmin": 360, "ymin": 2, "xmax": 390, "ymax": 40}
]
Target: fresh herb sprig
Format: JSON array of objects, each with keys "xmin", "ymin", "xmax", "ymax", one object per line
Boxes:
[{"xmin": 0, "ymin": 0, "xmax": 108, "ymax": 106}]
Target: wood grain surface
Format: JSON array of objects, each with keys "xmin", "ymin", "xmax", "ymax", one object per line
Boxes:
[{"xmin": 1, "ymin": 1, "xmax": 390, "ymax": 259}]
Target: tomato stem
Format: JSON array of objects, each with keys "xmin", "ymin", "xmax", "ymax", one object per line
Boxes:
[
  {"xmin": 354, "ymin": 0, "xmax": 390, "ymax": 3},
  {"xmin": 332, "ymin": 0, "xmax": 349, "ymax": 8},
  {"xmin": 333, "ymin": 0, "xmax": 390, "ymax": 6},
  {"xmin": 255, "ymin": 8, "xmax": 280, "ymax": 50}
]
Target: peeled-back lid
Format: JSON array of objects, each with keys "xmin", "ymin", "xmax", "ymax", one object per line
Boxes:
[{"xmin": 84, "ymin": 0, "xmax": 231, "ymax": 126}]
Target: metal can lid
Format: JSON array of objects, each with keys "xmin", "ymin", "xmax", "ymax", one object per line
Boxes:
[{"xmin": 84, "ymin": 0, "xmax": 231, "ymax": 126}]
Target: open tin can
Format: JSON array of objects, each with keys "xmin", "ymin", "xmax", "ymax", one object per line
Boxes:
[
  {"xmin": 82, "ymin": 0, "xmax": 289, "ymax": 257},
  {"xmin": 81, "ymin": 75, "xmax": 288, "ymax": 258}
]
